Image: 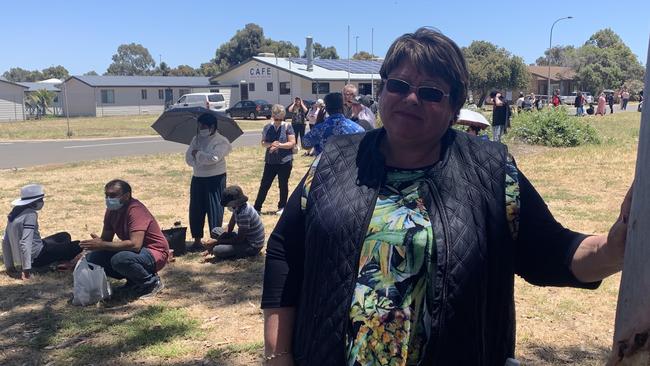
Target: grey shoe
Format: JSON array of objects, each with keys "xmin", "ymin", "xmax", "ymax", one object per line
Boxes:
[{"xmin": 135, "ymin": 277, "xmax": 164, "ymax": 299}]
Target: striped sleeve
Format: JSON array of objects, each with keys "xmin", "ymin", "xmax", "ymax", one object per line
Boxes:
[{"xmin": 19, "ymin": 213, "xmax": 38, "ymax": 270}]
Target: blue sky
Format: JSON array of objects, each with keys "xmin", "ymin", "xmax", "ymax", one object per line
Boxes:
[{"xmin": 2, "ymin": 0, "xmax": 648, "ymax": 75}]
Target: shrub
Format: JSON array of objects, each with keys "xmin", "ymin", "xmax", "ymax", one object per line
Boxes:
[{"xmin": 508, "ymin": 107, "xmax": 601, "ymax": 147}]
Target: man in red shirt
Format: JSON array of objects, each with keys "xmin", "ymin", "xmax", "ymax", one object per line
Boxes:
[{"xmin": 81, "ymin": 179, "xmax": 168, "ymax": 298}]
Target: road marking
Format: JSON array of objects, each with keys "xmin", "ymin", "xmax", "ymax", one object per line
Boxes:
[
  {"xmin": 64, "ymin": 140, "xmax": 162, "ymax": 149},
  {"xmin": 0, "ymin": 143, "xmax": 13, "ymax": 145}
]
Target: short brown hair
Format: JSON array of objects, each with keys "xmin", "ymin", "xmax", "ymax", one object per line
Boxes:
[{"xmin": 379, "ymin": 27, "xmax": 469, "ymax": 119}]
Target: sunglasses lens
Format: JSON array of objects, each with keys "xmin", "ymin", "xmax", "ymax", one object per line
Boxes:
[
  {"xmin": 386, "ymin": 79, "xmax": 410, "ymax": 94},
  {"xmin": 418, "ymin": 87, "xmax": 444, "ymax": 102}
]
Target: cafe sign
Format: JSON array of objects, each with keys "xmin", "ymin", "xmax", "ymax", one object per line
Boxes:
[{"xmin": 249, "ymin": 64, "xmax": 272, "ymax": 79}]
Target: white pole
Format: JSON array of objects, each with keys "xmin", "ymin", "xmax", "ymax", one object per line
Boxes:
[
  {"xmin": 609, "ymin": 36, "xmax": 650, "ymax": 365},
  {"xmin": 347, "ymin": 25, "xmax": 350, "ymax": 84},
  {"xmin": 371, "ymin": 27, "xmax": 374, "ymax": 98},
  {"xmin": 63, "ymin": 82, "xmax": 71, "ymax": 137}
]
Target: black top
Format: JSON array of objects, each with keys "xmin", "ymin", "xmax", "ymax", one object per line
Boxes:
[{"xmin": 262, "ymin": 169, "xmax": 588, "ymax": 308}]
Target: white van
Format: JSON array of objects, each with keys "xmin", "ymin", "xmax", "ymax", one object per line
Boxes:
[{"xmin": 171, "ymin": 93, "xmax": 226, "ymax": 111}]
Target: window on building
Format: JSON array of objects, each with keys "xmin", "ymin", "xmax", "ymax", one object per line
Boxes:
[
  {"xmin": 280, "ymin": 82, "xmax": 290, "ymax": 95},
  {"xmin": 358, "ymin": 83, "xmax": 372, "ymax": 96},
  {"xmin": 141, "ymin": 89, "xmax": 148, "ymax": 100},
  {"xmin": 210, "ymin": 89, "xmax": 220, "ymax": 93},
  {"xmin": 179, "ymin": 89, "xmax": 190, "ymax": 97},
  {"xmin": 311, "ymin": 82, "xmax": 330, "ymax": 94},
  {"xmin": 158, "ymin": 89, "xmax": 164, "ymax": 99},
  {"xmin": 101, "ymin": 89, "xmax": 115, "ymax": 104},
  {"xmin": 248, "ymin": 83, "xmax": 255, "ymax": 92},
  {"xmin": 267, "ymin": 82, "xmax": 273, "ymax": 91}
]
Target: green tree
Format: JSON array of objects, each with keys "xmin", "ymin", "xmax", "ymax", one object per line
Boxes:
[
  {"xmin": 106, "ymin": 43, "xmax": 156, "ymax": 75},
  {"xmin": 170, "ymin": 65, "xmax": 199, "ymax": 76},
  {"xmin": 2, "ymin": 67, "xmax": 43, "ymax": 82},
  {"xmin": 150, "ymin": 61, "xmax": 171, "ymax": 76},
  {"xmin": 26, "ymin": 89, "xmax": 56, "ymax": 118},
  {"xmin": 41, "ymin": 65, "xmax": 69, "ymax": 80},
  {"xmin": 214, "ymin": 23, "xmax": 265, "ymax": 70},
  {"xmin": 302, "ymin": 42, "xmax": 339, "ymax": 59},
  {"xmin": 463, "ymin": 41, "xmax": 530, "ymax": 106},
  {"xmin": 353, "ymin": 51, "xmax": 378, "ymax": 60},
  {"xmin": 260, "ymin": 39, "xmax": 299, "ymax": 58},
  {"xmin": 535, "ymin": 45, "xmax": 578, "ymax": 67},
  {"xmin": 198, "ymin": 62, "xmax": 220, "ymax": 76},
  {"xmin": 84, "ymin": 70, "xmax": 99, "ymax": 76},
  {"xmin": 575, "ymin": 29, "xmax": 644, "ymax": 94}
]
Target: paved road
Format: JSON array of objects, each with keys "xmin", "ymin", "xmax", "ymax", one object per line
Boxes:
[{"xmin": 0, "ymin": 131, "xmax": 261, "ymax": 169}]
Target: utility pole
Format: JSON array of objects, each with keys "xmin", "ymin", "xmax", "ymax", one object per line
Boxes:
[
  {"xmin": 608, "ymin": 37, "xmax": 650, "ymax": 366},
  {"xmin": 347, "ymin": 25, "xmax": 350, "ymax": 84},
  {"xmin": 354, "ymin": 35, "xmax": 359, "ymax": 56}
]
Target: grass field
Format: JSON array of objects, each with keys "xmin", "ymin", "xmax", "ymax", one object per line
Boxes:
[
  {"xmin": 0, "ymin": 114, "xmax": 267, "ymax": 140},
  {"xmin": 0, "ymin": 111, "xmax": 641, "ymax": 365}
]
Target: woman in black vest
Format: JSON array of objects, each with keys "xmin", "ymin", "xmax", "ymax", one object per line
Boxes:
[{"xmin": 261, "ymin": 28, "xmax": 633, "ymax": 366}]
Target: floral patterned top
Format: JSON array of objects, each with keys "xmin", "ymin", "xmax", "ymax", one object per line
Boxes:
[{"xmin": 301, "ymin": 155, "xmax": 520, "ymax": 366}]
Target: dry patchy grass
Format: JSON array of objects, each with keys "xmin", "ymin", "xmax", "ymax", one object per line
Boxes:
[
  {"xmin": 0, "ymin": 111, "xmax": 642, "ymax": 365},
  {"xmin": 0, "ymin": 114, "xmax": 266, "ymax": 140}
]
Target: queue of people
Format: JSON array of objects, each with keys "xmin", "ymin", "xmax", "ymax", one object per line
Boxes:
[{"xmin": 2, "ymin": 27, "xmax": 634, "ymax": 366}]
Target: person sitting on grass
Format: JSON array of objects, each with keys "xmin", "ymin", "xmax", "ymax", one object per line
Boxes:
[
  {"xmin": 3, "ymin": 184, "xmax": 82, "ymax": 280},
  {"xmin": 202, "ymin": 185, "xmax": 265, "ymax": 260},
  {"xmin": 81, "ymin": 179, "xmax": 169, "ymax": 299}
]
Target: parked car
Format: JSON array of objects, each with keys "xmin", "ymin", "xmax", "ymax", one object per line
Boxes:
[
  {"xmin": 563, "ymin": 91, "xmax": 593, "ymax": 105},
  {"xmin": 284, "ymin": 99, "xmax": 315, "ymax": 121},
  {"xmin": 170, "ymin": 93, "xmax": 226, "ymax": 111},
  {"xmin": 225, "ymin": 99, "xmax": 272, "ymax": 119}
]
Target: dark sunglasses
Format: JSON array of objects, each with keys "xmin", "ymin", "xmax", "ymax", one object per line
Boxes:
[{"xmin": 385, "ymin": 78, "xmax": 449, "ymax": 103}]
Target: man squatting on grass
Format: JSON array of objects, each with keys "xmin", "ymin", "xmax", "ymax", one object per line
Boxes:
[{"xmin": 81, "ymin": 179, "xmax": 169, "ymax": 298}]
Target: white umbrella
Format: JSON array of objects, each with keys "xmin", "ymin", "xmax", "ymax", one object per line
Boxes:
[{"xmin": 456, "ymin": 109, "xmax": 491, "ymax": 129}]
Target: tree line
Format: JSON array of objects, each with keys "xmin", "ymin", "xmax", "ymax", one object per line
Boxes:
[{"xmin": 2, "ymin": 25, "xmax": 643, "ymax": 104}]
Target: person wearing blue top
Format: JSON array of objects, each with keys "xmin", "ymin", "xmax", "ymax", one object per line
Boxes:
[{"xmin": 302, "ymin": 92, "xmax": 365, "ymax": 155}]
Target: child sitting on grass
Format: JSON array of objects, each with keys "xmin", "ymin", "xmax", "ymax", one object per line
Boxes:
[{"xmin": 202, "ymin": 185, "xmax": 265, "ymax": 259}]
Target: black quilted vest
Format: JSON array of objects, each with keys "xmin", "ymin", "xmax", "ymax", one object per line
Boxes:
[{"xmin": 295, "ymin": 128, "xmax": 515, "ymax": 366}]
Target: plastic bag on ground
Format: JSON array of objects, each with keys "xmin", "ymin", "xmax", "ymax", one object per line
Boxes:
[{"xmin": 72, "ymin": 255, "xmax": 112, "ymax": 306}]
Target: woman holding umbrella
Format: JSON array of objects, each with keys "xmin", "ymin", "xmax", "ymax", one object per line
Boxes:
[{"xmin": 185, "ymin": 113, "xmax": 232, "ymax": 251}]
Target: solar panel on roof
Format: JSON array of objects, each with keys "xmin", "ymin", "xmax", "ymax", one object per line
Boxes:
[{"xmin": 286, "ymin": 58, "xmax": 381, "ymax": 74}]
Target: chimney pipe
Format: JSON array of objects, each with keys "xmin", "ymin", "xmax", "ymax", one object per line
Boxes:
[{"xmin": 306, "ymin": 36, "xmax": 314, "ymax": 71}]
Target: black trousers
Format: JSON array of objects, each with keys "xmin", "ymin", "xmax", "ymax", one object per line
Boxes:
[
  {"xmin": 189, "ymin": 174, "xmax": 226, "ymax": 239},
  {"xmin": 292, "ymin": 123, "xmax": 306, "ymax": 148},
  {"xmin": 254, "ymin": 162, "xmax": 293, "ymax": 212},
  {"xmin": 32, "ymin": 232, "xmax": 82, "ymax": 267}
]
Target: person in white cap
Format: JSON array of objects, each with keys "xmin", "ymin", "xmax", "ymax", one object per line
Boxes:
[{"xmin": 2, "ymin": 184, "xmax": 81, "ymax": 280}]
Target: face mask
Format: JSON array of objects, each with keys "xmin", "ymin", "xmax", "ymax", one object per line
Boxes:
[
  {"xmin": 33, "ymin": 201, "xmax": 44, "ymax": 210},
  {"xmin": 227, "ymin": 206, "xmax": 235, "ymax": 212},
  {"xmin": 198, "ymin": 129, "xmax": 211, "ymax": 137},
  {"xmin": 105, "ymin": 197, "xmax": 123, "ymax": 211}
]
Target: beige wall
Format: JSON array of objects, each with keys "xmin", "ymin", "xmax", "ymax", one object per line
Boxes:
[
  {"xmin": 62, "ymin": 78, "xmax": 96, "ymax": 116},
  {"xmin": 0, "ymin": 82, "xmax": 26, "ymax": 121},
  {"xmin": 214, "ymin": 60, "xmax": 381, "ymax": 108},
  {"xmin": 94, "ymin": 87, "xmax": 213, "ymax": 117}
]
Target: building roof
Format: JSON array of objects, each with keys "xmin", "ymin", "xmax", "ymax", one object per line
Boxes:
[
  {"xmin": 67, "ymin": 75, "xmax": 212, "ymax": 88},
  {"xmin": 211, "ymin": 56, "xmax": 383, "ymax": 82},
  {"xmin": 17, "ymin": 82, "xmax": 61, "ymax": 92},
  {"xmin": 38, "ymin": 78, "xmax": 63, "ymax": 84},
  {"xmin": 0, "ymin": 77, "xmax": 29, "ymax": 89},
  {"xmin": 527, "ymin": 66, "xmax": 576, "ymax": 81}
]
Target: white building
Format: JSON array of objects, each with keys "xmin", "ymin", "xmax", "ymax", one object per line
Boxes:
[
  {"xmin": 210, "ymin": 54, "xmax": 382, "ymax": 107},
  {"xmin": 0, "ymin": 77, "xmax": 27, "ymax": 121},
  {"xmin": 60, "ymin": 75, "xmax": 215, "ymax": 117}
]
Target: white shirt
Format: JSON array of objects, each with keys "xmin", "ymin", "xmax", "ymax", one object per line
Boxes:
[
  {"xmin": 2, "ymin": 208, "xmax": 43, "ymax": 270},
  {"xmin": 185, "ymin": 132, "xmax": 232, "ymax": 177}
]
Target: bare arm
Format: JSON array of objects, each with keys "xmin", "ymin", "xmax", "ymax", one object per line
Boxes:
[
  {"xmin": 571, "ymin": 185, "xmax": 632, "ymax": 282},
  {"xmin": 82, "ymin": 230, "xmax": 144, "ymax": 252},
  {"xmin": 264, "ymin": 307, "xmax": 295, "ymax": 365},
  {"xmin": 227, "ymin": 214, "xmax": 236, "ymax": 233}
]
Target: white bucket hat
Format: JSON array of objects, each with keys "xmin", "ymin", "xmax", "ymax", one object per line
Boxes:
[{"xmin": 11, "ymin": 184, "xmax": 45, "ymax": 206}]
